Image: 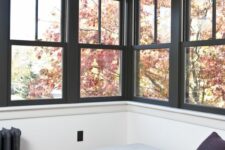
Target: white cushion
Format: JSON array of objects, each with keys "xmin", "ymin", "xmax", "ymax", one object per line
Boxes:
[{"xmin": 96, "ymin": 144, "xmax": 159, "ymax": 150}]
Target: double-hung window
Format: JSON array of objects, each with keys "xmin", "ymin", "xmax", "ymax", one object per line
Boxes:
[
  {"xmin": 79, "ymin": 0, "xmax": 123, "ymax": 99},
  {"xmin": 134, "ymin": 0, "xmax": 171, "ymax": 102},
  {"xmin": 0, "ymin": 0, "xmax": 225, "ymax": 115},
  {"xmin": 10, "ymin": 0, "xmax": 65, "ymax": 103},
  {"xmin": 184, "ymin": 0, "xmax": 225, "ymax": 111}
]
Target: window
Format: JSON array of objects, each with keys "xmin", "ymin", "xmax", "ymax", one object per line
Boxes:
[
  {"xmin": 0, "ymin": 0, "xmax": 225, "ymax": 115},
  {"xmin": 11, "ymin": 0, "xmax": 62, "ymax": 42},
  {"xmin": 79, "ymin": 0, "xmax": 120, "ymax": 45},
  {"xmin": 185, "ymin": 45, "xmax": 225, "ymax": 108},
  {"xmin": 79, "ymin": 0, "xmax": 122, "ymax": 98},
  {"xmin": 11, "ymin": 46, "xmax": 63, "ymax": 100},
  {"xmin": 188, "ymin": 0, "xmax": 225, "ymax": 41},
  {"xmin": 80, "ymin": 49, "xmax": 121, "ymax": 97},
  {"xmin": 139, "ymin": 0, "xmax": 171, "ymax": 44},
  {"xmin": 189, "ymin": 0, "xmax": 212, "ymax": 41},
  {"xmin": 136, "ymin": 49, "xmax": 169, "ymax": 100},
  {"xmin": 184, "ymin": 0, "xmax": 225, "ymax": 110},
  {"xmin": 10, "ymin": 0, "xmax": 64, "ymax": 101},
  {"xmin": 135, "ymin": 0, "xmax": 171, "ymax": 101}
]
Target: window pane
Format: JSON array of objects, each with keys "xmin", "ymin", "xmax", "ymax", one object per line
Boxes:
[
  {"xmin": 11, "ymin": 46, "xmax": 63, "ymax": 100},
  {"xmin": 190, "ymin": 0, "xmax": 212, "ymax": 41},
  {"xmin": 38, "ymin": 0, "xmax": 61, "ymax": 42},
  {"xmin": 79, "ymin": 0, "xmax": 120, "ymax": 45},
  {"xmin": 139, "ymin": 0, "xmax": 154, "ymax": 45},
  {"xmin": 136, "ymin": 49, "xmax": 169, "ymax": 100},
  {"xmin": 80, "ymin": 49, "xmax": 121, "ymax": 97},
  {"xmin": 79, "ymin": 0, "xmax": 99, "ymax": 44},
  {"xmin": 216, "ymin": 0, "xmax": 225, "ymax": 39},
  {"xmin": 157, "ymin": 0, "xmax": 171, "ymax": 43},
  {"xmin": 101, "ymin": 0, "xmax": 120, "ymax": 45},
  {"xmin": 186, "ymin": 46, "xmax": 225, "ymax": 108},
  {"xmin": 11, "ymin": 0, "xmax": 35, "ymax": 40},
  {"xmin": 10, "ymin": 0, "xmax": 61, "ymax": 41}
]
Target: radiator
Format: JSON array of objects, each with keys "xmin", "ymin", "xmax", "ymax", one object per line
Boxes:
[{"xmin": 0, "ymin": 127, "xmax": 21, "ymax": 150}]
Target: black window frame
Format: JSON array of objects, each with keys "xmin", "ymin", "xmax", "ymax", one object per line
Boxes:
[
  {"xmin": 132, "ymin": 0, "xmax": 174, "ymax": 107},
  {"xmin": 77, "ymin": 0, "xmax": 126, "ymax": 102},
  {"xmin": 0, "ymin": 0, "xmax": 225, "ymax": 116},
  {"xmin": 2, "ymin": 0, "xmax": 67, "ymax": 106},
  {"xmin": 181, "ymin": 0, "xmax": 225, "ymax": 115},
  {"xmin": 0, "ymin": 0, "xmax": 127, "ymax": 106}
]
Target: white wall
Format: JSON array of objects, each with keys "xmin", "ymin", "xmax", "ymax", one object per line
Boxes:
[
  {"xmin": 1, "ymin": 101, "xmax": 225, "ymax": 150},
  {"xmin": 127, "ymin": 102, "xmax": 225, "ymax": 150},
  {"xmin": 0, "ymin": 112, "xmax": 127, "ymax": 150},
  {"xmin": 0, "ymin": 102, "xmax": 128, "ymax": 150}
]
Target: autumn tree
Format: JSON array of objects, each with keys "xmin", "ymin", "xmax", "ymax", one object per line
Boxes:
[
  {"xmin": 187, "ymin": 0, "xmax": 225, "ymax": 108},
  {"xmin": 138, "ymin": 49, "xmax": 169, "ymax": 100},
  {"xmin": 137, "ymin": 0, "xmax": 170, "ymax": 100},
  {"xmin": 11, "ymin": 4, "xmax": 62, "ymax": 100},
  {"xmin": 79, "ymin": 0, "xmax": 121, "ymax": 97}
]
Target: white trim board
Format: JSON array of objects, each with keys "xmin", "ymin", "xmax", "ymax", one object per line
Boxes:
[
  {"xmin": 0, "ymin": 101, "xmax": 128, "ymax": 120},
  {"xmin": 0, "ymin": 101, "xmax": 225, "ymax": 130},
  {"xmin": 127, "ymin": 102, "xmax": 225, "ymax": 131}
]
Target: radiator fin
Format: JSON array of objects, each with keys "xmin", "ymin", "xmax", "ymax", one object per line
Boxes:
[{"xmin": 0, "ymin": 127, "xmax": 21, "ymax": 150}]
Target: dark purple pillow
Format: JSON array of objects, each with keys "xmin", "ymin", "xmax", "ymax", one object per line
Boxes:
[{"xmin": 197, "ymin": 132, "xmax": 225, "ymax": 150}]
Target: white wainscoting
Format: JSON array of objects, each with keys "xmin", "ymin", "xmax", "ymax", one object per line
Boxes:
[
  {"xmin": 0, "ymin": 101, "xmax": 225, "ymax": 150},
  {"xmin": 0, "ymin": 102, "xmax": 128, "ymax": 150},
  {"xmin": 127, "ymin": 102, "xmax": 225, "ymax": 150}
]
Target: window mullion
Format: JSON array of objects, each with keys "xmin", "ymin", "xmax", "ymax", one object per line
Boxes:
[
  {"xmin": 212, "ymin": 0, "xmax": 216, "ymax": 39},
  {"xmin": 169, "ymin": 0, "xmax": 182, "ymax": 108},
  {"xmin": 35, "ymin": 0, "xmax": 39, "ymax": 40},
  {"xmin": 98, "ymin": 0, "xmax": 102, "ymax": 44},
  {"xmin": 154, "ymin": 0, "xmax": 158, "ymax": 43},
  {"xmin": 134, "ymin": 0, "xmax": 140, "ymax": 45},
  {"xmin": 0, "ymin": 0, "xmax": 10, "ymax": 106},
  {"xmin": 119, "ymin": 0, "xmax": 125, "ymax": 45},
  {"xmin": 61, "ymin": 0, "xmax": 66, "ymax": 42},
  {"xmin": 184, "ymin": 0, "xmax": 190, "ymax": 41},
  {"xmin": 123, "ymin": 0, "xmax": 134, "ymax": 100},
  {"xmin": 67, "ymin": 0, "xmax": 80, "ymax": 103}
]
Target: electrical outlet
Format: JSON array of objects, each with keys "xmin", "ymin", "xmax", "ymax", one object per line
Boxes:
[{"xmin": 77, "ymin": 131, "xmax": 83, "ymax": 142}]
